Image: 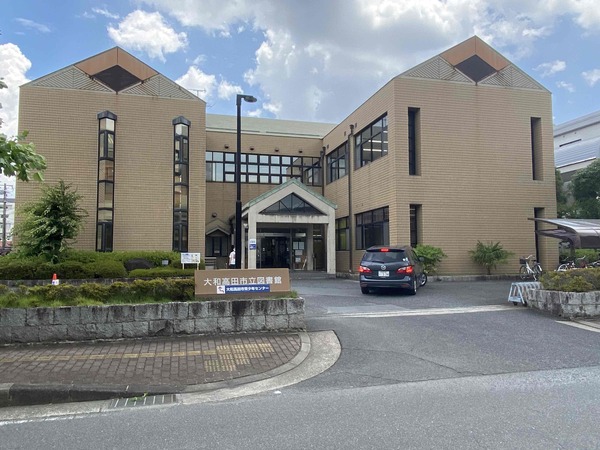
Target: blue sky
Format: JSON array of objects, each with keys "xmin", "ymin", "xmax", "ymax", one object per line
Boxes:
[{"xmin": 2, "ymin": 0, "xmax": 600, "ymax": 149}]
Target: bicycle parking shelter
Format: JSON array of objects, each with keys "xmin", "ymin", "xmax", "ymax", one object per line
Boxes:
[{"xmin": 529, "ymin": 218, "xmax": 600, "ymax": 254}]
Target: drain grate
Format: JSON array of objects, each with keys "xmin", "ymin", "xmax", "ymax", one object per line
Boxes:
[{"xmin": 109, "ymin": 393, "xmax": 179, "ymax": 409}]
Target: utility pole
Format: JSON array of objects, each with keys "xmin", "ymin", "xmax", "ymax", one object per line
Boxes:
[
  {"xmin": 2, "ymin": 183, "xmax": 7, "ymax": 252},
  {"xmin": 1, "ymin": 183, "xmax": 14, "ymax": 253}
]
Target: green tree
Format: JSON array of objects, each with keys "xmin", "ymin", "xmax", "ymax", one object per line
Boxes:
[
  {"xmin": 570, "ymin": 159, "xmax": 600, "ymax": 218},
  {"xmin": 0, "ymin": 80, "xmax": 46, "ymax": 181},
  {"xmin": 469, "ymin": 241, "xmax": 513, "ymax": 275},
  {"xmin": 13, "ymin": 180, "xmax": 87, "ymax": 262}
]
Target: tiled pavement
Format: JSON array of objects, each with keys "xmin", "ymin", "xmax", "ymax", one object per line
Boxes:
[{"xmin": 0, "ymin": 333, "xmax": 303, "ymax": 407}]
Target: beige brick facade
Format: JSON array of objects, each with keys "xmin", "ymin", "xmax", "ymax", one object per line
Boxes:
[
  {"xmin": 17, "ymin": 54, "xmax": 206, "ymax": 253},
  {"xmin": 15, "ymin": 38, "xmax": 558, "ymax": 275}
]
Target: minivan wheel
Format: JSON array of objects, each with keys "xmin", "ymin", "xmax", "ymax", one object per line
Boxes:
[
  {"xmin": 408, "ymin": 279, "xmax": 417, "ymax": 295},
  {"xmin": 361, "ymin": 286, "xmax": 370, "ymax": 294}
]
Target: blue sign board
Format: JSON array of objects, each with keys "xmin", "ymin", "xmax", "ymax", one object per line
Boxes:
[{"xmin": 224, "ymin": 284, "xmax": 271, "ymax": 294}]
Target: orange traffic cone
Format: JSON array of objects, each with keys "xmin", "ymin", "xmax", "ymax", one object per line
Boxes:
[{"xmin": 51, "ymin": 273, "xmax": 60, "ymax": 286}]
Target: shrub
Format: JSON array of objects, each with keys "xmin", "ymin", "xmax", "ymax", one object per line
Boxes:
[
  {"xmin": 0, "ymin": 259, "xmax": 39, "ymax": 280},
  {"xmin": 42, "ymin": 261, "xmax": 94, "ymax": 280},
  {"xmin": 0, "ymin": 278, "xmax": 198, "ymax": 308},
  {"xmin": 78, "ymin": 282, "xmax": 110, "ymax": 301},
  {"xmin": 541, "ymin": 267, "xmax": 600, "ymax": 292},
  {"xmin": 86, "ymin": 260, "xmax": 127, "ymax": 278},
  {"xmin": 469, "ymin": 241, "xmax": 513, "ymax": 275},
  {"xmin": 559, "ymin": 248, "xmax": 600, "ymax": 265},
  {"xmin": 128, "ymin": 268, "xmax": 196, "ymax": 278},
  {"xmin": 413, "ymin": 245, "xmax": 447, "ymax": 274}
]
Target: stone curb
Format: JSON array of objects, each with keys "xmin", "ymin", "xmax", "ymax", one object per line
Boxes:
[{"xmin": 0, "ymin": 331, "xmax": 310, "ymax": 408}]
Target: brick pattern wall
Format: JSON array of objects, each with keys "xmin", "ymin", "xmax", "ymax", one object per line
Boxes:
[
  {"xmin": 17, "ymin": 86, "xmax": 206, "ymax": 253},
  {"xmin": 323, "ymin": 77, "xmax": 557, "ymax": 274}
]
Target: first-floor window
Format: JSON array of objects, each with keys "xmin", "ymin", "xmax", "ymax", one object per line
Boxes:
[
  {"xmin": 335, "ymin": 217, "xmax": 349, "ymax": 250},
  {"xmin": 410, "ymin": 204, "xmax": 421, "ymax": 248},
  {"xmin": 355, "ymin": 207, "xmax": 389, "ymax": 249}
]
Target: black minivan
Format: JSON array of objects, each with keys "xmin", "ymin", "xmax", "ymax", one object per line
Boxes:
[{"xmin": 358, "ymin": 245, "xmax": 427, "ymax": 295}]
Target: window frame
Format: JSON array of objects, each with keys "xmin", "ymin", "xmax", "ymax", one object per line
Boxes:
[
  {"xmin": 173, "ymin": 117, "xmax": 190, "ymax": 252},
  {"xmin": 206, "ymin": 151, "xmax": 322, "ymax": 186},
  {"xmin": 354, "ymin": 114, "xmax": 388, "ymax": 170},
  {"xmin": 96, "ymin": 111, "xmax": 116, "ymax": 252},
  {"xmin": 355, "ymin": 206, "xmax": 389, "ymax": 250}
]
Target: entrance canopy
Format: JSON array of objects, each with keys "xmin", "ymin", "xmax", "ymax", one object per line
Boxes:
[
  {"xmin": 242, "ymin": 178, "xmax": 337, "ymax": 274},
  {"xmin": 529, "ymin": 218, "xmax": 600, "ymax": 249}
]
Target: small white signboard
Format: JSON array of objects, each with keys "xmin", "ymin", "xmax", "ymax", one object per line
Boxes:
[
  {"xmin": 181, "ymin": 252, "xmax": 201, "ymax": 269},
  {"xmin": 249, "ymin": 239, "xmax": 257, "ymax": 250}
]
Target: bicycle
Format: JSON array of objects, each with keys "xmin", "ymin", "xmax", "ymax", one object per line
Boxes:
[
  {"xmin": 519, "ymin": 255, "xmax": 543, "ymax": 280},
  {"xmin": 556, "ymin": 256, "xmax": 588, "ymax": 271}
]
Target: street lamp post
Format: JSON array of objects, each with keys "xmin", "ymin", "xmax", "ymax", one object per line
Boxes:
[{"xmin": 235, "ymin": 94, "xmax": 257, "ymax": 269}]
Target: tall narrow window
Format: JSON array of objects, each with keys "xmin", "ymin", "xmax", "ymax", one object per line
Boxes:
[
  {"xmin": 96, "ymin": 111, "xmax": 116, "ymax": 252},
  {"xmin": 335, "ymin": 217, "xmax": 350, "ymax": 250},
  {"xmin": 531, "ymin": 117, "xmax": 542, "ymax": 181},
  {"xmin": 173, "ymin": 117, "xmax": 190, "ymax": 252},
  {"xmin": 408, "ymin": 108, "xmax": 420, "ymax": 175},
  {"xmin": 409, "ymin": 204, "xmax": 421, "ymax": 248}
]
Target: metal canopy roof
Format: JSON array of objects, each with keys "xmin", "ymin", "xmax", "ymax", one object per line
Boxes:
[{"xmin": 529, "ymin": 218, "xmax": 600, "ymax": 248}]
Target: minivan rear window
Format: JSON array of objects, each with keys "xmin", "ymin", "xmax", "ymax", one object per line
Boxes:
[{"xmin": 362, "ymin": 250, "xmax": 408, "ymax": 263}]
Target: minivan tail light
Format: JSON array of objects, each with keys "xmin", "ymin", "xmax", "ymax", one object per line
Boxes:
[
  {"xmin": 359, "ymin": 265, "xmax": 372, "ymax": 274},
  {"xmin": 397, "ymin": 265, "xmax": 414, "ymax": 274}
]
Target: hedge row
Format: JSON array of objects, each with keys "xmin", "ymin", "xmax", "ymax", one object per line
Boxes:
[
  {"xmin": 0, "ymin": 278, "xmax": 196, "ymax": 308},
  {"xmin": 540, "ymin": 267, "xmax": 600, "ymax": 292},
  {"xmin": 0, "ymin": 251, "xmax": 203, "ymax": 280}
]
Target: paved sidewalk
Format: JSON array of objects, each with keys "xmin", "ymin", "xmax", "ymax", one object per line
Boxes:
[{"xmin": 0, "ymin": 333, "xmax": 304, "ymax": 407}]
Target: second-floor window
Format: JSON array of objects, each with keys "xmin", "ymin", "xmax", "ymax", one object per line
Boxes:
[
  {"xmin": 327, "ymin": 142, "xmax": 348, "ymax": 184},
  {"xmin": 355, "ymin": 115, "xmax": 388, "ymax": 169},
  {"xmin": 206, "ymin": 151, "xmax": 322, "ymax": 186}
]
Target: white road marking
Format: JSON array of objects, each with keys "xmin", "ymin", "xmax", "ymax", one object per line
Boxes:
[
  {"xmin": 556, "ymin": 321, "xmax": 600, "ymax": 333},
  {"xmin": 327, "ymin": 304, "xmax": 523, "ymax": 319}
]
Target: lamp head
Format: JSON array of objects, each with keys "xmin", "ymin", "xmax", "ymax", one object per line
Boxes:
[{"xmin": 237, "ymin": 94, "xmax": 257, "ymax": 104}]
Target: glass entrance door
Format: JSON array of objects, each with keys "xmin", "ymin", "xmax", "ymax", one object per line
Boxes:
[{"xmin": 259, "ymin": 236, "xmax": 290, "ymax": 269}]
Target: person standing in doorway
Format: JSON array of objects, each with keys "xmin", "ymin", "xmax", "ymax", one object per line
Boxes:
[{"xmin": 228, "ymin": 246, "xmax": 236, "ymax": 269}]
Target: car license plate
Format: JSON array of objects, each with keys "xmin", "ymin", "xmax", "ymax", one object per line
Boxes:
[{"xmin": 378, "ymin": 271, "xmax": 389, "ymax": 277}]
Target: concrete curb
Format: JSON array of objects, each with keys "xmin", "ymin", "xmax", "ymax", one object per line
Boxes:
[{"xmin": 0, "ymin": 331, "xmax": 311, "ymax": 408}]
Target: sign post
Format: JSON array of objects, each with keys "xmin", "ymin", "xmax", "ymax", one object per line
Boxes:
[{"xmin": 181, "ymin": 252, "xmax": 201, "ymax": 270}]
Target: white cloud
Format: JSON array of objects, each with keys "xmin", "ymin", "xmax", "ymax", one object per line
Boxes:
[
  {"xmin": 15, "ymin": 18, "xmax": 51, "ymax": 33},
  {"xmin": 582, "ymin": 69, "xmax": 600, "ymax": 87},
  {"xmin": 217, "ymin": 80, "xmax": 242, "ymax": 100},
  {"xmin": 556, "ymin": 81, "xmax": 575, "ymax": 93},
  {"xmin": 107, "ymin": 10, "xmax": 188, "ymax": 62},
  {"xmin": 92, "ymin": 7, "xmax": 120, "ymax": 20},
  {"xmin": 535, "ymin": 60, "xmax": 566, "ymax": 77},
  {"xmin": 139, "ymin": 0, "xmax": 600, "ymax": 121},
  {"xmin": 246, "ymin": 109, "xmax": 263, "ymax": 118},
  {"xmin": 568, "ymin": 0, "xmax": 600, "ymax": 30},
  {"xmin": 0, "ymin": 44, "xmax": 32, "ymax": 139},
  {"xmin": 142, "ymin": 0, "xmax": 257, "ymax": 35},
  {"xmin": 176, "ymin": 66, "xmax": 216, "ymax": 99}
]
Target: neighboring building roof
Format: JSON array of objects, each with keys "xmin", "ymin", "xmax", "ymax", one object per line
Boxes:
[
  {"xmin": 399, "ymin": 36, "xmax": 547, "ymax": 92},
  {"xmin": 206, "ymin": 114, "xmax": 336, "ymax": 139},
  {"xmin": 555, "ymin": 135, "xmax": 600, "ymax": 168},
  {"xmin": 554, "ymin": 109, "xmax": 600, "ymax": 136}
]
